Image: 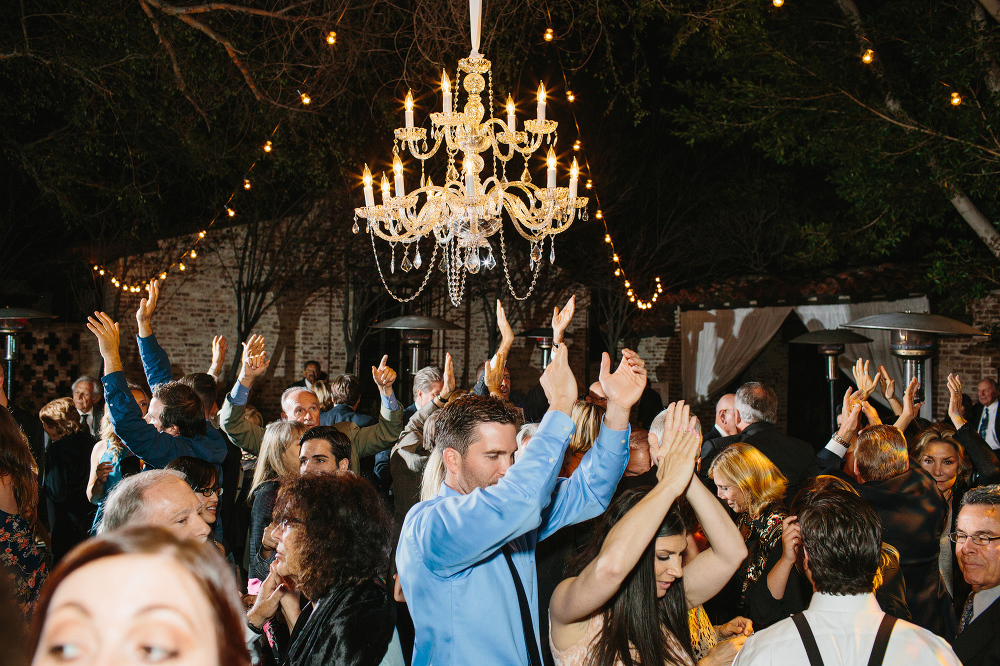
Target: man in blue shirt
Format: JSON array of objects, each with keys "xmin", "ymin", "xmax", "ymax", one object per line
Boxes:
[
  {"xmin": 396, "ymin": 341, "xmax": 647, "ymax": 666},
  {"xmin": 87, "ymin": 310, "xmax": 227, "ymax": 470}
]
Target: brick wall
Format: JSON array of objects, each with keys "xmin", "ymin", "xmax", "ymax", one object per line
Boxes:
[{"xmin": 934, "ymin": 292, "xmax": 1000, "ymax": 419}]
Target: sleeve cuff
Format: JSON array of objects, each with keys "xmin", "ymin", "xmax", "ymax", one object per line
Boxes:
[
  {"xmin": 825, "ymin": 438, "xmax": 848, "ymax": 458},
  {"xmin": 229, "ymin": 382, "xmax": 250, "ymax": 406},
  {"xmin": 381, "ymin": 392, "xmax": 401, "ymax": 412}
]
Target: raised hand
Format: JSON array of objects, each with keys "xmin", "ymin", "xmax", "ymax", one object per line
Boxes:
[
  {"xmin": 540, "ymin": 342, "xmax": 577, "ymax": 416},
  {"xmin": 877, "ymin": 365, "xmax": 896, "ymax": 402},
  {"xmin": 860, "ymin": 400, "xmax": 881, "ymax": 427},
  {"xmin": 372, "ymin": 354, "xmax": 397, "ymax": 397},
  {"xmin": 551, "ymin": 295, "xmax": 576, "ymax": 344},
  {"xmin": 86, "ymin": 311, "xmax": 123, "ymax": 374},
  {"xmin": 599, "ymin": 349, "xmax": 647, "ymax": 429},
  {"xmin": 440, "ymin": 352, "xmax": 456, "ymax": 400},
  {"xmin": 894, "ymin": 376, "xmax": 920, "ymax": 432},
  {"xmin": 497, "ymin": 299, "xmax": 514, "ymax": 353},
  {"xmin": 947, "ymin": 373, "xmax": 966, "ymax": 428},
  {"xmin": 209, "ymin": 335, "xmax": 228, "ymax": 376},
  {"xmin": 135, "ymin": 279, "xmax": 160, "ymax": 338},
  {"xmin": 853, "ymin": 358, "xmax": 878, "ymax": 401},
  {"xmin": 837, "ymin": 386, "xmax": 863, "ymax": 444},
  {"xmin": 653, "ymin": 401, "xmax": 701, "ymax": 499},
  {"xmin": 238, "ymin": 334, "xmax": 269, "ymax": 387}
]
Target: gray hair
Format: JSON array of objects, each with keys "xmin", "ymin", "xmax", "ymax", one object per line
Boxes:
[
  {"xmin": 412, "ymin": 366, "xmax": 444, "ymax": 401},
  {"xmin": 961, "ymin": 484, "xmax": 1000, "ymax": 509},
  {"xmin": 517, "ymin": 423, "xmax": 538, "ymax": 448},
  {"xmin": 72, "ymin": 375, "xmax": 103, "ymax": 399},
  {"xmin": 734, "ymin": 382, "xmax": 777, "ymax": 426},
  {"xmin": 280, "ymin": 386, "xmax": 317, "ymax": 411},
  {"xmin": 99, "ymin": 469, "xmax": 187, "ymax": 534},
  {"xmin": 648, "ymin": 409, "xmax": 701, "ymax": 445}
]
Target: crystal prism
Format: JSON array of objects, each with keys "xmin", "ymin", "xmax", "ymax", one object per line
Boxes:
[
  {"xmin": 530, "ymin": 243, "xmax": 542, "ymax": 264},
  {"xmin": 401, "ymin": 255, "xmax": 412, "ymax": 272},
  {"xmin": 549, "ymin": 241, "xmax": 556, "ymax": 264},
  {"xmin": 413, "ymin": 249, "xmax": 422, "ymax": 269},
  {"xmin": 466, "ymin": 250, "xmax": 481, "ymax": 274},
  {"xmin": 484, "ymin": 251, "xmax": 497, "ymax": 270},
  {"xmin": 352, "ymin": 220, "xmax": 359, "ymax": 234}
]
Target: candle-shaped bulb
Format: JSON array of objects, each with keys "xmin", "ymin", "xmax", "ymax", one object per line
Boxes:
[
  {"xmin": 505, "ymin": 94, "xmax": 516, "ymax": 135},
  {"xmin": 381, "ymin": 173, "xmax": 391, "ymax": 203},
  {"xmin": 362, "ymin": 164, "xmax": 375, "ymax": 207},
  {"xmin": 546, "ymin": 147, "xmax": 557, "ymax": 188},
  {"xmin": 506, "ymin": 94, "xmax": 515, "ymax": 116},
  {"xmin": 393, "ymin": 155, "xmax": 405, "ymax": 197},
  {"xmin": 569, "ymin": 157, "xmax": 579, "ymax": 198},
  {"xmin": 536, "ymin": 82, "xmax": 546, "ymax": 122},
  {"xmin": 404, "ymin": 90, "xmax": 414, "ymax": 128},
  {"xmin": 442, "ymin": 70, "xmax": 452, "ymax": 113}
]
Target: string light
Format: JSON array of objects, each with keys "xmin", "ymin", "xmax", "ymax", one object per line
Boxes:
[
  {"xmin": 566, "ymin": 90, "xmax": 575, "ymax": 102},
  {"xmin": 573, "ymin": 140, "xmax": 581, "ymax": 151},
  {"xmin": 951, "ymin": 91, "xmax": 962, "ymax": 106},
  {"xmin": 300, "ymin": 91, "xmax": 311, "ymax": 105},
  {"xmin": 861, "ymin": 49, "xmax": 874, "ymax": 64},
  {"xmin": 90, "ymin": 122, "xmax": 281, "ymax": 288},
  {"xmin": 772, "ymin": 0, "xmax": 784, "ymax": 6},
  {"xmin": 604, "ymin": 234, "xmax": 611, "ymax": 243},
  {"xmin": 595, "ymin": 210, "xmax": 603, "ymax": 219},
  {"xmin": 585, "ymin": 179, "xmax": 592, "ymax": 189},
  {"xmin": 544, "ymin": 28, "xmax": 554, "ymax": 41},
  {"xmin": 326, "ymin": 31, "xmax": 337, "ymax": 45}
]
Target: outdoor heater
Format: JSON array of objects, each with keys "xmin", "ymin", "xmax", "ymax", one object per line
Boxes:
[
  {"xmin": 0, "ymin": 307, "xmax": 57, "ymax": 402},
  {"xmin": 515, "ymin": 327, "xmax": 573, "ymax": 369},
  {"xmin": 373, "ymin": 315, "xmax": 461, "ymax": 398},
  {"xmin": 843, "ymin": 312, "xmax": 989, "ymax": 408},
  {"xmin": 789, "ymin": 329, "xmax": 873, "ymax": 432}
]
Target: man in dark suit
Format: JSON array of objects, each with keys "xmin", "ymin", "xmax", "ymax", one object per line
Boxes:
[
  {"xmin": 702, "ymin": 382, "xmax": 815, "ymax": 489},
  {"xmin": 71, "ymin": 374, "xmax": 104, "ymax": 441},
  {"xmin": 701, "ymin": 393, "xmax": 737, "ymax": 456},
  {"xmin": 969, "ymin": 379, "xmax": 1000, "ymax": 451},
  {"xmin": 951, "ymin": 484, "xmax": 1000, "ymax": 666},
  {"xmin": 288, "ymin": 360, "xmax": 322, "ymax": 391},
  {"xmin": 321, "ymin": 374, "xmax": 375, "ymax": 427}
]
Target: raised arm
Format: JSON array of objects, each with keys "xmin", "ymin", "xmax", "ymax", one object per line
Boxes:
[
  {"xmin": 401, "ymin": 342, "xmax": 578, "ymax": 576},
  {"xmin": 207, "ymin": 335, "xmax": 228, "ymax": 381},
  {"xmin": 86, "ymin": 440, "xmax": 112, "ymax": 504},
  {"xmin": 218, "ymin": 335, "xmax": 268, "ymax": 455},
  {"xmin": 893, "ymin": 377, "xmax": 920, "ymax": 432},
  {"xmin": 950, "ymin": 373, "xmax": 1000, "ymax": 483},
  {"xmin": 680, "ymin": 476, "xmax": 748, "ymax": 608},
  {"xmin": 878, "ymin": 365, "xmax": 904, "ymax": 416},
  {"xmin": 135, "ymin": 280, "xmax": 172, "ymax": 389},
  {"xmin": 352, "ymin": 355, "xmax": 405, "ymax": 458},
  {"xmin": 549, "ymin": 402, "xmax": 700, "ymax": 628},
  {"xmin": 485, "ymin": 300, "xmax": 515, "ymax": 399}
]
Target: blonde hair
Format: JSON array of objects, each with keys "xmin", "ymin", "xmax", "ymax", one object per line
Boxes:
[
  {"xmin": 312, "ymin": 379, "xmax": 333, "ymax": 412},
  {"xmin": 38, "ymin": 397, "xmax": 81, "ymax": 439},
  {"xmin": 249, "ymin": 419, "xmax": 307, "ymax": 499},
  {"xmin": 708, "ymin": 443, "xmax": 787, "ymax": 518},
  {"xmin": 569, "ymin": 400, "xmax": 603, "ymax": 456},
  {"xmin": 243, "ymin": 405, "xmax": 263, "ymax": 428},
  {"xmin": 855, "ymin": 425, "xmax": 908, "ymax": 483},
  {"xmin": 420, "ymin": 447, "xmax": 445, "ymax": 501},
  {"xmin": 911, "ymin": 424, "xmax": 970, "ymax": 477}
]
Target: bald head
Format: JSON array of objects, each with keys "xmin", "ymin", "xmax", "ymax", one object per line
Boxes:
[
  {"xmin": 586, "ymin": 381, "xmax": 607, "ymax": 409},
  {"xmin": 715, "ymin": 393, "xmax": 738, "ymax": 436}
]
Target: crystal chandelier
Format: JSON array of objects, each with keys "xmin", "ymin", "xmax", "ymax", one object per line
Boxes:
[{"xmin": 353, "ymin": 0, "xmax": 588, "ymax": 306}]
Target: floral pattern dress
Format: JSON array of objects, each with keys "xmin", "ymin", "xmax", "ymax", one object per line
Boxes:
[
  {"xmin": 735, "ymin": 502, "xmax": 786, "ymax": 616},
  {"xmin": 0, "ymin": 510, "xmax": 49, "ymax": 616}
]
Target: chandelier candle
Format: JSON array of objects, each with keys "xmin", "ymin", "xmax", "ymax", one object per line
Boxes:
[{"xmin": 353, "ymin": 0, "xmax": 588, "ymax": 306}]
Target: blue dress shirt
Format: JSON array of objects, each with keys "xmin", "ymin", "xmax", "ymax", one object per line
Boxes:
[{"xmin": 396, "ymin": 409, "xmax": 629, "ymax": 666}]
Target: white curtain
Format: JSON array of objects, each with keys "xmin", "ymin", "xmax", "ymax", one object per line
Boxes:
[
  {"xmin": 680, "ymin": 296, "xmax": 931, "ymax": 414},
  {"xmin": 681, "ymin": 307, "xmax": 793, "ymax": 402}
]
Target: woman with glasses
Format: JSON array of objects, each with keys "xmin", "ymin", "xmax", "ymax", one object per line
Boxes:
[
  {"xmin": 166, "ymin": 456, "xmax": 226, "ymax": 556},
  {"xmin": 246, "ymin": 472, "xmax": 400, "ymax": 665}
]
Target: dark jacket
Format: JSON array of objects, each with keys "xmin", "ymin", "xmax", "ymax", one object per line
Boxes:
[
  {"xmin": 701, "ymin": 422, "xmax": 815, "ymax": 491},
  {"xmin": 321, "ymin": 404, "xmax": 376, "ymax": 428},
  {"xmin": 286, "ymin": 579, "xmax": 395, "ymax": 666},
  {"xmin": 951, "ymin": 591, "xmax": 1000, "ymax": 666},
  {"xmin": 44, "ymin": 428, "xmax": 97, "ymax": 561},
  {"xmin": 249, "ymin": 480, "xmax": 280, "ymax": 582}
]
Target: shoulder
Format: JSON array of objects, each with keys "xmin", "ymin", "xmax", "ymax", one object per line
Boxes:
[
  {"xmin": 735, "ymin": 618, "xmax": 797, "ymax": 665},
  {"xmin": 890, "ymin": 619, "xmax": 962, "ymax": 661}
]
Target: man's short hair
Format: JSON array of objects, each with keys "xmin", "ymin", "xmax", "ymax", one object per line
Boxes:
[
  {"xmin": 734, "ymin": 382, "xmax": 777, "ymax": 425},
  {"xmin": 855, "ymin": 424, "xmax": 908, "ymax": 483},
  {"xmin": 72, "ymin": 375, "xmax": 103, "ymax": 400},
  {"xmin": 412, "ymin": 366, "xmax": 443, "ymax": 401},
  {"xmin": 961, "ymin": 483, "xmax": 1000, "ymax": 509},
  {"xmin": 39, "ymin": 397, "xmax": 82, "ymax": 438},
  {"xmin": 434, "ymin": 394, "xmax": 519, "ymax": 458},
  {"xmin": 154, "ymin": 382, "xmax": 207, "ymax": 438},
  {"xmin": 280, "ymin": 387, "xmax": 317, "ymax": 412},
  {"xmin": 304, "ymin": 360, "xmax": 321, "ymax": 371},
  {"xmin": 179, "ymin": 373, "xmax": 218, "ymax": 415},
  {"xmin": 799, "ymin": 488, "xmax": 882, "ymax": 595},
  {"xmin": 299, "ymin": 426, "xmax": 352, "ymax": 463},
  {"xmin": 329, "ymin": 374, "xmax": 361, "ymax": 407},
  {"xmin": 99, "ymin": 469, "xmax": 187, "ymax": 533},
  {"xmin": 648, "ymin": 408, "xmax": 668, "ymax": 446}
]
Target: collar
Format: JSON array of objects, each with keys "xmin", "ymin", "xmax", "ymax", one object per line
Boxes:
[
  {"xmin": 438, "ymin": 482, "xmax": 462, "ymax": 498},
  {"xmin": 974, "ymin": 584, "xmax": 1000, "ymax": 619},
  {"xmin": 808, "ymin": 592, "xmax": 881, "ymax": 613},
  {"xmin": 79, "ymin": 408, "xmax": 94, "ymax": 417}
]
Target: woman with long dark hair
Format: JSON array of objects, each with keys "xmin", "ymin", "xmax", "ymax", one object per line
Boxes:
[
  {"xmin": 549, "ymin": 402, "xmax": 749, "ymax": 666},
  {"xmin": 0, "ymin": 405, "xmax": 47, "ymax": 616}
]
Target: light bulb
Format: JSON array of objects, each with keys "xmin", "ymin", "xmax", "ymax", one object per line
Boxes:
[
  {"xmin": 586, "ymin": 179, "xmax": 593, "ymax": 189},
  {"xmin": 951, "ymin": 91, "xmax": 962, "ymax": 106},
  {"xmin": 326, "ymin": 31, "xmax": 337, "ymax": 45},
  {"xmin": 190, "ymin": 250, "xmax": 197, "ymax": 259},
  {"xmin": 862, "ymin": 49, "xmax": 874, "ymax": 64},
  {"xmin": 404, "ymin": 90, "xmax": 414, "ymax": 112},
  {"xmin": 199, "ymin": 230, "xmax": 206, "ymax": 238},
  {"xmin": 612, "ymin": 254, "xmax": 619, "ymax": 262},
  {"xmin": 92, "ymin": 265, "xmax": 98, "ymax": 270},
  {"xmin": 264, "ymin": 140, "xmax": 272, "ymax": 152},
  {"xmin": 363, "ymin": 165, "xmax": 373, "ymax": 187},
  {"xmin": 227, "ymin": 207, "xmax": 235, "ymax": 217},
  {"xmin": 544, "ymin": 28, "xmax": 554, "ymax": 41},
  {"xmin": 566, "ymin": 91, "xmax": 575, "ymax": 102},
  {"xmin": 442, "ymin": 71, "xmax": 450, "ymax": 93},
  {"xmin": 99, "ymin": 269, "xmax": 105, "ymax": 276},
  {"xmin": 546, "ymin": 148, "xmax": 556, "ymax": 171},
  {"xmin": 596, "ymin": 210, "xmax": 603, "ymax": 219},
  {"xmin": 537, "ymin": 82, "xmax": 546, "ymax": 104},
  {"xmin": 614, "ymin": 269, "xmax": 620, "ymax": 276},
  {"xmin": 772, "ymin": 0, "xmax": 783, "ymax": 6},
  {"xmin": 179, "ymin": 263, "xmax": 186, "ymax": 271},
  {"xmin": 393, "ymin": 155, "xmax": 403, "ymax": 177},
  {"xmin": 506, "ymin": 94, "xmax": 514, "ymax": 116},
  {"xmin": 243, "ymin": 178, "xmax": 251, "ymax": 190},
  {"xmin": 604, "ymin": 234, "xmax": 611, "ymax": 243},
  {"xmin": 160, "ymin": 272, "xmax": 167, "ymax": 280},
  {"xmin": 300, "ymin": 91, "xmax": 311, "ymax": 105},
  {"xmin": 624, "ymin": 280, "xmax": 630, "ymax": 287}
]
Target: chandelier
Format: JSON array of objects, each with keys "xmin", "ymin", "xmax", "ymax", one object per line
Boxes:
[{"xmin": 353, "ymin": 1, "xmax": 588, "ymax": 306}]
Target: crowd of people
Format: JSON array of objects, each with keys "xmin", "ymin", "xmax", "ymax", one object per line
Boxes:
[{"xmin": 0, "ymin": 282, "xmax": 999, "ymax": 665}]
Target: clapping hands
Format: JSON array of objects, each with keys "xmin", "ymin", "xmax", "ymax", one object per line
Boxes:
[{"xmin": 651, "ymin": 401, "xmax": 701, "ymax": 497}]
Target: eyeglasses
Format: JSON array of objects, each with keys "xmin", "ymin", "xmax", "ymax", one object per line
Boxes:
[
  {"xmin": 278, "ymin": 517, "xmax": 303, "ymax": 531},
  {"xmin": 196, "ymin": 486, "xmax": 222, "ymax": 497},
  {"xmin": 949, "ymin": 531, "xmax": 1000, "ymax": 546}
]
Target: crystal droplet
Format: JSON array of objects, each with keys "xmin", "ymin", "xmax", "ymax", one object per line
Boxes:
[
  {"xmin": 484, "ymin": 250, "xmax": 497, "ymax": 270},
  {"xmin": 352, "ymin": 220, "xmax": 360, "ymax": 234},
  {"xmin": 549, "ymin": 240, "xmax": 556, "ymax": 264},
  {"xmin": 466, "ymin": 249, "xmax": 481, "ymax": 274},
  {"xmin": 413, "ymin": 249, "xmax": 422, "ymax": 269},
  {"xmin": 390, "ymin": 248, "xmax": 396, "ymax": 274},
  {"xmin": 530, "ymin": 243, "xmax": 543, "ymax": 264},
  {"xmin": 401, "ymin": 254, "xmax": 412, "ymax": 272}
]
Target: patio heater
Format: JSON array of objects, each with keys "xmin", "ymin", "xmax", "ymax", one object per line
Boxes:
[
  {"xmin": 789, "ymin": 329, "xmax": 873, "ymax": 432},
  {"xmin": 843, "ymin": 312, "xmax": 989, "ymax": 409},
  {"xmin": 373, "ymin": 315, "xmax": 461, "ymax": 398},
  {"xmin": 0, "ymin": 307, "xmax": 58, "ymax": 402},
  {"xmin": 515, "ymin": 327, "xmax": 573, "ymax": 369}
]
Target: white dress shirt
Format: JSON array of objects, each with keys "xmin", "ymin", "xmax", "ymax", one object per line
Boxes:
[
  {"xmin": 733, "ymin": 593, "xmax": 961, "ymax": 666},
  {"xmin": 979, "ymin": 401, "xmax": 999, "ymax": 450},
  {"xmin": 971, "ymin": 584, "xmax": 1000, "ymax": 623},
  {"xmin": 78, "ymin": 408, "xmax": 96, "ymax": 436}
]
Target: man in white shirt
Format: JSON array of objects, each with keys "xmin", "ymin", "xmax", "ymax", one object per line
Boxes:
[
  {"xmin": 71, "ymin": 374, "xmax": 104, "ymax": 439},
  {"xmin": 734, "ymin": 488, "xmax": 961, "ymax": 666},
  {"xmin": 970, "ymin": 379, "xmax": 999, "ymax": 450},
  {"xmin": 951, "ymin": 484, "xmax": 1000, "ymax": 666}
]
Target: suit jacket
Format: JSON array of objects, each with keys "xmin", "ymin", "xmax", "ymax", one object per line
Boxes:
[
  {"xmin": 703, "ymin": 425, "xmax": 725, "ymax": 442},
  {"xmin": 321, "ymin": 404, "xmax": 376, "ymax": 428},
  {"xmin": 700, "ymin": 423, "xmax": 815, "ymax": 489},
  {"xmin": 952, "ymin": 591, "xmax": 1000, "ymax": 666},
  {"xmin": 969, "ymin": 402, "xmax": 1000, "ymax": 449}
]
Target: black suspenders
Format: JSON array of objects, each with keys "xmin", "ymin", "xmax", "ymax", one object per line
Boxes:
[{"xmin": 791, "ymin": 612, "xmax": 897, "ymax": 666}]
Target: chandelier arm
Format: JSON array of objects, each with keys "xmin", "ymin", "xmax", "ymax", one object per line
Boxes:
[
  {"xmin": 498, "ymin": 225, "xmax": 541, "ymax": 301},
  {"xmin": 405, "ymin": 135, "xmax": 444, "ymax": 161},
  {"xmin": 370, "ymin": 230, "xmax": 439, "ymax": 303}
]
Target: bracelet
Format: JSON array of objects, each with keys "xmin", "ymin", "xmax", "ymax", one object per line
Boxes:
[
  {"xmin": 247, "ymin": 618, "xmax": 264, "ymax": 634},
  {"xmin": 831, "ymin": 432, "xmax": 848, "ymax": 448}
]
